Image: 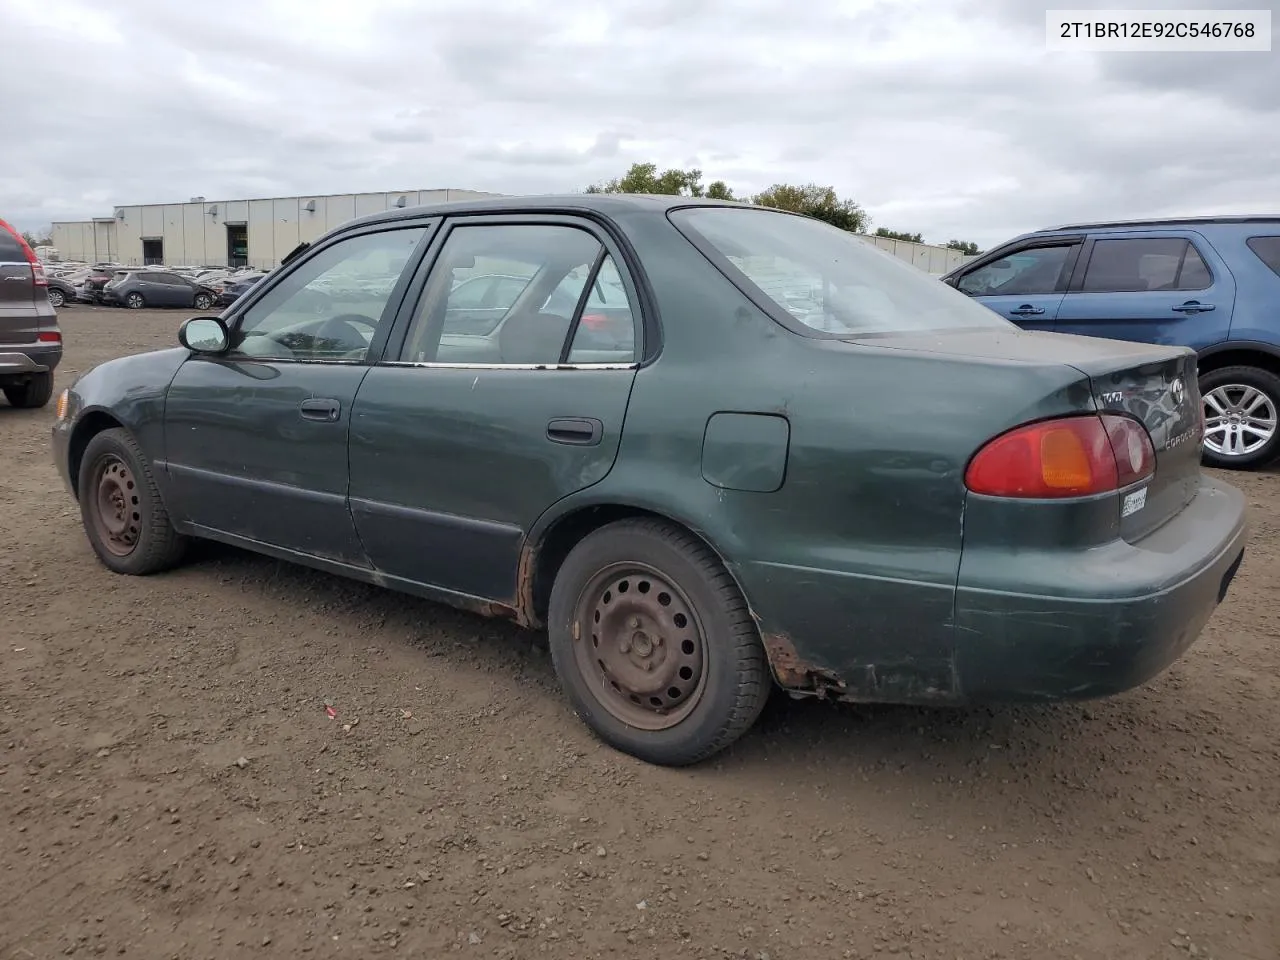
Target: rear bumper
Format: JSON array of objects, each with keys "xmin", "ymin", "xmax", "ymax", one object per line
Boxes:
[
  {"xmin": 0, "ymin": 343, "xmax": 62, "ymax": 375},
  {"xmin": 953, "ymin": 475, "xmax": 1247, "ymax": 700}
]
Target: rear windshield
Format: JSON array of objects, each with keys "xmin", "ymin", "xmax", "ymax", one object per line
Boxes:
[
  {"xmin": 1246, "ymin": 236, "xmax": 1280, "ymax": 277},
  {"xmin": 669, "ymin": 206, "xmax": 1012, "ymax": 337}
]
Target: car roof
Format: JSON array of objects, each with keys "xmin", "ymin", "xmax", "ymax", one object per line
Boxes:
[
  {"xmin": 1039, "ymin": 215, "xmax": 1280, "ymax": 232},
  {"xmin": 341, "ymin": 193, "xmax": 750, "ymax": 232}
]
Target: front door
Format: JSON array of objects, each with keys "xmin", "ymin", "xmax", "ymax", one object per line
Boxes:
[
  {"xmin": 347, "ymin": 218, "xmax": 641, "ymax": 602},
  {"xmin": 1054, "ymin": 233, "xmax": 1235, "ymax": 350},
  {"xmin": 952, "ymin": 240, "xmax": 1081, "ymax": 331},
  {"xmin": 162, "ymin": 223, "xmax": 432, "ymax": 563}
]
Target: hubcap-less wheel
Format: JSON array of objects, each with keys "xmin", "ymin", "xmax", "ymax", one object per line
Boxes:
[
  {"xmin": 195, "ymin": 294, "xmax": 212, "ymax": 310},
  {"xmin": 1203, "ymin": 384, "xmax": 1278, "ymax": 458},
  {"xmin": 90, "ymin": 455, "xmax": 141, "ymax": 557},
  {"xmin": 573, "ymin": 563, "xmax": 707, "ymax": 731},
  {"xmin": 48, "ymin": 290, "xmax": 65, "ymax": 307},
  {"xmin": 126, "ymin": 293, "xmax": 144, "ymax": 309}
]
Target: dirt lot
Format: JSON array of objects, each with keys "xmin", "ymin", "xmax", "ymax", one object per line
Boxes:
[{"xmin": 2, "ymin": 306, "xmax": 1278, "ymax": 960}]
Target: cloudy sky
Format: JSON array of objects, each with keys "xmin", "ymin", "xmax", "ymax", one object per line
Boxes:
[{"xmin": 3, "ymin": 0, "xmax": 1276, "ymax": 248}]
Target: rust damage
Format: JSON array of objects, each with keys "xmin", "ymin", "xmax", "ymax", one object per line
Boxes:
[
  {"xmin": 762, "ymin": 632, "xmax": 847, "ymax": 699},
  {"xmin": 513, "ymin": 540, "xmax": 539, "ymax": 629}
]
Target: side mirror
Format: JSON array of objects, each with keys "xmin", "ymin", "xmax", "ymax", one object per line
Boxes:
[{"xmin": 179, "ymin": 316, "xmax": 230, "ymax": 354}]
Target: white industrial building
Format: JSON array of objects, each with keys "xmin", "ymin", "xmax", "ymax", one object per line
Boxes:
[
  {"xmin": 51, "ymin": 188, "xmax": 975, "ymax": 275},
  {"xmin": 51, "ymin": 188, "xmax": 501, "ymax": 270}
]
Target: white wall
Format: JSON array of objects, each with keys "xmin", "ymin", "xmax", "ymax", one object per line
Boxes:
[{"xmin": 52, "ymin": 192, "xmax": 981, "ymax": 275}]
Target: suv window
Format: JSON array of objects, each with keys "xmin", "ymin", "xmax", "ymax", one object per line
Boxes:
[
  {"xmin": 1081, "ymin": 238, "xmax": 1211, "ymax": 293},
  {"xmin": 1246, "ymin": 236, "xmax": 1280, "ymax": 277},
  {"xmin": 232, "ymin": 227, "xmax": 426, "ymax": 361},
  {"xmin": 957, "ymin": 245, "xmax": 1075, "ymax": 297},
  {"xmin": 401, "ymin": 223, "xmax": 637, "ymax": 365}
]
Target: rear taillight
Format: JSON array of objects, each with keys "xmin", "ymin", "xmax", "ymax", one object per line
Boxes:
[
  {"xmin": 0, "ymin": 217, "xmax": 47, "ymax": 286},
  {"xmin": 965, "ymin": 414, "xmax": 1155, "ymax": 499}
]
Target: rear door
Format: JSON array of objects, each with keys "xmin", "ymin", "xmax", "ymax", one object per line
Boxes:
[
  {"xmin": 1054, "ymin": 232, "xmax": 1235, "ymax": 349},
  {"xmin": 0, "ymin": 224, "xmax": 37, "ymax": 342},
  {"xmin": 347, "ymin": 216, "xmax": 641, "ymax": 602},
  {"xmin": 153, "ymin": 272, "xmax": 193, "ymax": 307},
  {"xmin": 950, "ymin": 237, "xmax": 1081, "ymax": 331}
]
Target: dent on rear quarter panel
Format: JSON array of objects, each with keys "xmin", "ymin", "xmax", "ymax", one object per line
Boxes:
[{"xmin": 580, "ymin": 209, "xmax": 1100, "ymax": 702}]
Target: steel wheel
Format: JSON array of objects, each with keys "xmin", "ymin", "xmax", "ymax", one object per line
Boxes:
[
  {"xmin": 1203, "ymin": 383, "xmax": 1278, "ymax": 459},
  {"xmin": 88, "ymin": 454, "xmax": 142, "ymax": 557},
  {"xmin": 126, "ymin": 293, "xmax": 144, "ymax": 309},
  {"xmin": 572, "ymin": 562, "xmax": 708, "ymax": 731}
]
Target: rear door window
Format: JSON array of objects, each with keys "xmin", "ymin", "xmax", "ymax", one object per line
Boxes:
[
  {"xmin": 1081, "ymin": 238, "xmax": 1212, "ymax": 292},
  {"xmin": 1246, "ymin": 236, "xmax": 1280, "ymax": 277}
]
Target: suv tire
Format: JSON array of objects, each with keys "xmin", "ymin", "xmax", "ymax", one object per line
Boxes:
[
  {"xmin": 3, "ymin": 371, "xmax": 54, "ymax": 409},
  {"xmin": 1199, "ymin": 365, "xmax": 1280, "ymax": 470},
  {"xmin": 125, "ymin": 292, "xmax": 145, "ymax": 309}
]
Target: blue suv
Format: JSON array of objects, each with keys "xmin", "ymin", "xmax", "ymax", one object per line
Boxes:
[{"xmin": 942, "ymin": 217, "xmax": 1280, "ymax": 470}]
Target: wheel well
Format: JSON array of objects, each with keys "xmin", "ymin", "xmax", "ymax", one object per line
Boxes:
[
  {"xmin": 1197, "ymin": 349, "xmax": 1280, "ymax": 379},
  {"xmin": 67, "ymin": 411, "xmax": 124, "ymax": 497},
  {"xmin": 525, "ymin": 504, "xmax": 735, "ymax": 628}
]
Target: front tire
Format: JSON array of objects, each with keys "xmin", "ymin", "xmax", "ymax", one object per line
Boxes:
[
  {"xmin": 125, "ymin": 292, "xmax": 145, "ymax": 309},
  {"xmin": 78, "ymin": 428, "xmax": 187, "ymax": 575},
  {"xmin": 194, "ymin": 293, "xmax": 214, "ymax": 311},
  {"xmin": 547, "ymin": 519, "xmax": 769, "ymax": 766},
  {"xmin": 3, "ymin": 371, "xmax": 54, "ymax": 408},
  {"xmin": 47, "ymin": 288, "xmax": 66, "ymax": 308},
  {"xmin": 1200, "ymin": 365, "xmax": 1280, "ymax": 470}
]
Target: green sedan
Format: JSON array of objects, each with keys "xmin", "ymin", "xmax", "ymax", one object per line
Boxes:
[{"xmin": 51, "ymin": 195, "xmax": 1248, "ymax": 766}]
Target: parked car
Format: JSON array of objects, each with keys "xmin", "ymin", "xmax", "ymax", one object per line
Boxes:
[
  {"xmin": 102, "ymin": 269, "xmax": 218, "ymax": 310},
  {"xmin": 942, "ymin": 216, "xmax": 1280, "ymax": 470},
  {"xmin": 214, "ymin": 272, "xmax": 267, "ymax": 308},
  {"xmin": 0, "ymin": 216, "xmax": 61, "ymax": 407},
  {"xmin": 77, "ymin": 265, "xmax": 127, "ymax": 303},
  {"xmin": 51, "ymin": 195, "xmax": 1247, "ymax": 766},
  {"xmin": 44, "ymin": 275, "xmax": 79, "ymax": 309}
]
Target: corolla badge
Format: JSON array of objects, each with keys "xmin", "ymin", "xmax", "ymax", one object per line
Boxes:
[{"xmin": 1171, "ymin": 377, "xmax": 1186, "ymax": 405}]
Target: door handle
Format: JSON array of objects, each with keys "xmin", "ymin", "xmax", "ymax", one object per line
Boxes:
[
  {"xmin": 1172, "ymin": 301, "xmax": 1214, "ymax": 314},
  {"xmin": 1008, "ymin": 304, "xmax": 1045, "ymax": 316},
  {"xmin": 299, "ymin": 398, "xmax": 341, "ymax": 422},
  {"xmin": 547, "ymin": 417, "xmax": 603, "ymax": 446}
]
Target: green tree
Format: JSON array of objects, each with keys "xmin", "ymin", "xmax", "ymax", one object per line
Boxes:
[
  {"xmin": 751, "ymin": 183, "xmax": 869, "ymax": 233},
  {"xmin": 874, "ymin": 227, "xmax": 923, "ymax": 243},
  {"xmin": 946, "ymin": 239, "xmax": 981, "ymax": 256},
  {"xmin": 586, "ymin": 161, "xmax": 734, "ymax": 199}
]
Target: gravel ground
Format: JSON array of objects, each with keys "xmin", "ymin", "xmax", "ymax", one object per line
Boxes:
[{"xmin": 2, "ymin": 306, "xmax": 1278, "ymax": 960}]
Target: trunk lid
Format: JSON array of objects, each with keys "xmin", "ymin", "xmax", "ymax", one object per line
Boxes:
[
  {"xmin": 844, "ymin": 329, "xmax": 1203, "ymax": 541},
  {"xmin": 1068, "ymin": 345, "xmax": 1202, "ymax": 542}
]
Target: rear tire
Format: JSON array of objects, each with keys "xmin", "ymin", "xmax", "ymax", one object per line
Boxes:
[
  {"xmin": 1199, "ymin": 365, "xmax": 1280, "ymax": 470},
  {"xmin": 125, "ymin": 292, "xmax": 145, "ymax": 309},
  {"xmin": 3, "ymin": 371, "xmax": 54, "ymax": 409},
  {"xmin": 547, "ymin": 519, "xmax": 770, "ymax": 766},
  {"xmin": 78, "ymin": 428, "xmax": 187, "ymax": 575}
]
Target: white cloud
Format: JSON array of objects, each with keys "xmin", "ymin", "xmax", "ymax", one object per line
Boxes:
[{"xmin": 2, "ymin": 0, "xmax": 1275, "ymax": 249}]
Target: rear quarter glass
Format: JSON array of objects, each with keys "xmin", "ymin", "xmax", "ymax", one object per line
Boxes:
[{"xmin": 1245, "ymin": 236, "xmax": 1280, "ymax": 276}]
